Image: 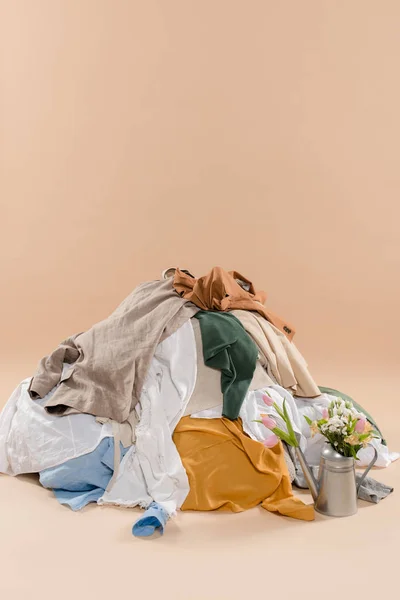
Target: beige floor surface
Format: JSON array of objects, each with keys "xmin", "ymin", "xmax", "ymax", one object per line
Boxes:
[{"xmin": 0, "ymin": 369, "xmax": 399, "ymax": 600}]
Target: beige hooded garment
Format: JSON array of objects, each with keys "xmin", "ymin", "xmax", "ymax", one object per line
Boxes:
[{"xmin": 231, "ymin": 309, "xmax": 320, "ymax": 398}]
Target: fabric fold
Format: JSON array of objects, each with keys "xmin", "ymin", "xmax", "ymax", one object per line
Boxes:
[
  {"xmin": 132, "ymin": 502, "xmax": 169, "ymax": 537},
  {"xmin": 194, "ymin": 311, "xmax": 258, "ymax": 420},
  {"xmin": 99, "ymin": 320, "xmax": 197, "ymax": 515},
  {"xmin": 184, "ymin": 318, "xmax": 274, "ymax": 417},
  {"xmin": 173, "ymin": 416, "xmax": 314, "ymax": 521},
  {"xmin": 39, "ymin": 438, "xmax": 129, "ymax": 511},
  {"xmin": 173, "ymin": 266, "xmax": 295, "ymax": 340},
  {"xmin": 232, "ymin": 309, "xmax": 319, "ymax": 398},
  {"xmin": 29, "ymin": 278, "xmax": 198, "ymax": 423}
]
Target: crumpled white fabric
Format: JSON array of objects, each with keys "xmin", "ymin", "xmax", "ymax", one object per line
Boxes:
[
  {"xmin": 99, "ymin": 319, "xmax": 197, "ymax": 514},
  {"xmin": 0, "ymin": 383, "xmax": 22, "ymax": 474},
  {"xmin": 357, "ymin": 440, "xmax": 399, "ymax": 468},
  {"xmin": 0, "ymin": 370, "xmax": 112, "ymax": 476},
  {"xmin": 0, "ymin": 321, "xmax": 197, "ymax": 515},
  {"xmin": 191, "ymin": 385, "xmax": 399, "ymax": 469}
]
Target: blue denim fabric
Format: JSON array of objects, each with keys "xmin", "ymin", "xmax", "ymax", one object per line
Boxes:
[
  {"xmin": 39, "ymin": 438, "xmax": 129, "ymax": 511},
  {"xmin": 132, "ymin": 502, "xmax": 169, "ymax": 537}
]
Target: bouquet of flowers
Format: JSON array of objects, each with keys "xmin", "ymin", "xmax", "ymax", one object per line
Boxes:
[
  {"xmin": 304, "ymin": 397, "xmax": 377, "ymax": 459},
  {"xmin": 256, "ymin": 393, "xmax": 377, "ymax": 459}
]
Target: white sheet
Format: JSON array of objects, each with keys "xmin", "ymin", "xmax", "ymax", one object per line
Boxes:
[{"xmin": 99, "ymin": 319, "xmax": 197, "ymax": 514}]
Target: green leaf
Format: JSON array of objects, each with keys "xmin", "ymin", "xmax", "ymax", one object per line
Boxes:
[
  {"xmin": 282, "ymin": 400, "xmax": 298, "ymax": 447},
  {"xmin": 348, "ymin": 445, "xmax": 358, "ymax": 459},
  {"xmin": 304, "ymin": 415, "xmax": 313, "ymax": 426},
  {"xmin": 273, "ymin": 404, "xmax": 286, "ymax": 421},
  {"xmin": 272, "ymin": 426, "xmax": 293, "ymax": 446}
]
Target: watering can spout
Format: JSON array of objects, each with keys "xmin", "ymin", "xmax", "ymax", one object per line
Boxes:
[{"xmin": 294, "ymin": 446, "xmax": 319, "ymax": 501}]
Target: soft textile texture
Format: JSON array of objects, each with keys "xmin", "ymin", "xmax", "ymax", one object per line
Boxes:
[
  {"xmin": 232, "ymin": 309, "xmax": 320, "ymax": 398},
  {"xmin": 39, "ymin": 438, "xmax": 129, "ymax": 511},
  {"xmin": 194, "ymin": 311, "xmax": 258, "ymax": 420},
  {"xmin": 356, "ymin": 476, "xmax": 394, "ymax": 503},
  {"xmin": 132, "ymin": 502, "xmax": 169, "ymax": 537},
  {"xmin": 99, "ymin": 320, "xmax": 197, "ymax": 515},
  {"xmin": 173, "ymin": 266, "xmax": 295, "ymax": 340},
  {"xmin": 318, "ymin": 386, "xmax": 386, "ymax": 445},
  {"xmin": 0, "ymin": 375, "xmax": 112, "ymax": 476},
  {"xmin": 184, "ymin": 318, "xmax": 274, "ymax": 416},
  {"xmin": 29, "ymin": 278, "xmax": 198, "ymax": 422},
  {"xmin": 0, "ymin": 320, "xmax": 197, "ymax": 516},
  {"xmin": 173, "ymin": 416, "xmax": 314, "ymax": 521}
]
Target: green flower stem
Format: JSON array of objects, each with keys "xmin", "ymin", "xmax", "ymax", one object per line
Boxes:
[{"xmin": 253, "ymin": 400, "xmax": 299, "ymax": 447}]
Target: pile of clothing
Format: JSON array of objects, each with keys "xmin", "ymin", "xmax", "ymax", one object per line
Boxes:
[{"xmin": 0, "ymin": 267, "xmax": 397, "ymax": 536}]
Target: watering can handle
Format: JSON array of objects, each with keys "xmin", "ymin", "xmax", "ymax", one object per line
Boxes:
[{"xmin": 356, "ymin": 446, "xmax": 378, "ymax": 496}]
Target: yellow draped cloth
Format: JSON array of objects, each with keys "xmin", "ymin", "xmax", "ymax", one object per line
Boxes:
[{"xmin": 173, "ymin": 417, "xmax": 314, "ymax": 521}]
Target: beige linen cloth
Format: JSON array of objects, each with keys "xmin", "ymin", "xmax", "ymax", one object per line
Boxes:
[
  {"xmin": 28, "ymin": 278, "xmax": 198, "ymax": 423},
  {"xmin": 231, "ymin": 310, "xmax": 320, "ymax": 398}
]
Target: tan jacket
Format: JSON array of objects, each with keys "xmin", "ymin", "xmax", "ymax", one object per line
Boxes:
[
  {"xmin": 29, "ymin": 278, "xmax": 198, "ymax": 422},
  {"xmin": 173, "ymin": 266, "xmax": 295, "ymax": 341}
]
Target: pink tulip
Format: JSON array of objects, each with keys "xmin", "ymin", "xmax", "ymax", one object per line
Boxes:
[
  {"xmin": 264, "ymin": 434, "xmax": 279, "ymax": 448},
  {"xmin": 355, "ymin": 418, "xmax": 367, "ymax": 433},
  {"xmin": 263, "ymin": 394, "xmax": 274, "ymax": 407},
  {"xmin": 322, "ymin": 408, "xmax": 329, "ymax": 420},
  {"xmin": 261, "ymin": 415, "xmax": 277, "ymax": 430}
]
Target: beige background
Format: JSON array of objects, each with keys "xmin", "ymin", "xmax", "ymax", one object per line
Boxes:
[{"xmin": 1, "ymin": 2, "xmax": 399, "ymax": 599}]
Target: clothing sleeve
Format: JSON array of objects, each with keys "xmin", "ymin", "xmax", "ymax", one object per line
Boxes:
[{"xmin": 28, "ymin": 335, "xmax": 81, "ymax": 400}]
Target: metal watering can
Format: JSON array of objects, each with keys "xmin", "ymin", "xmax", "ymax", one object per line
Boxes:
[{"xmin": 295, "ymin": 443, "xmax": 378, "ymax": 517}]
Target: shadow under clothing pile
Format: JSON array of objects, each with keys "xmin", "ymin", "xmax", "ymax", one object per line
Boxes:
[{"xmin": 0, "ymin": 267, "xmax": 397, "ymax": 536}]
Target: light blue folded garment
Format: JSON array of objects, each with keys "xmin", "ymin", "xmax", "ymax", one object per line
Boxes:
[
  {"xmin": 132, "ymin": 502, "xmax": 169, "ymax": 537},
  {"xmin": 39, "ymin": 438, "xmax": 129, "ymax": 511}
]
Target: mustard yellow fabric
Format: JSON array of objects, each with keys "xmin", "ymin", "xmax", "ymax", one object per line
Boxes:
[{"xmin": 174, "ymin": 417, "xmax": 314, "ymax": 521}]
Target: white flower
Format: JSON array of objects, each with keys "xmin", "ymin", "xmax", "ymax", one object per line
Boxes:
[{"xmin": 327, "ymin": 416, "xmax": 344, "ymax": 431}]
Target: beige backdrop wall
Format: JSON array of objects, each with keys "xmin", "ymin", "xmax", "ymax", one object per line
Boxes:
[{"xmin": 1, "ymin": 2, "xmax": 399, "ymax": 414}]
